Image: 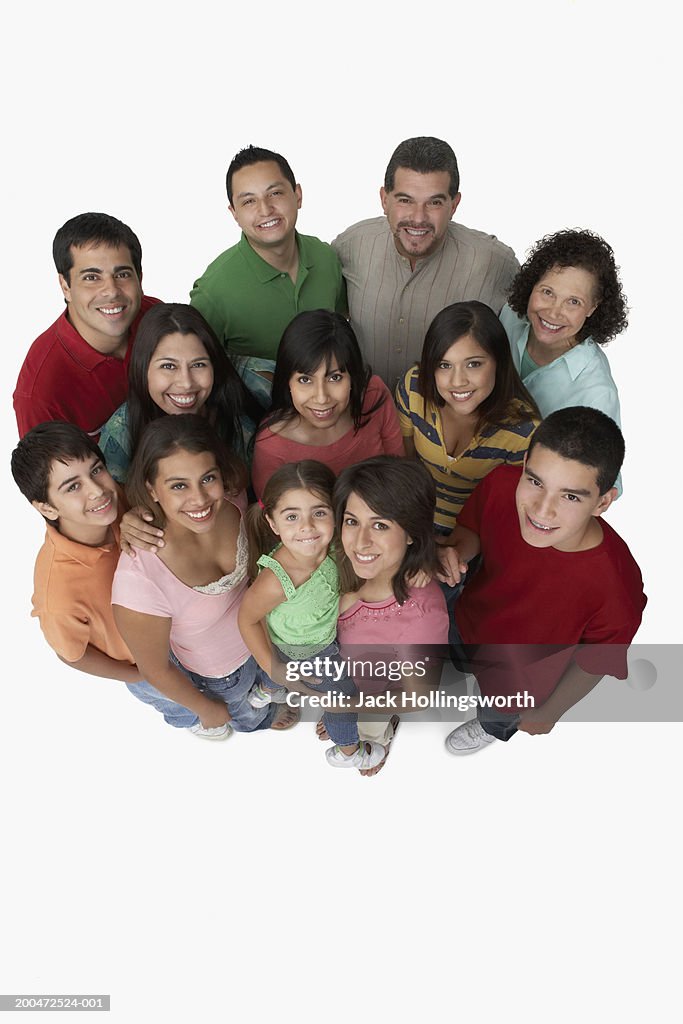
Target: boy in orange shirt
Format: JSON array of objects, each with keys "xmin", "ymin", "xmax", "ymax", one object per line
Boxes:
[{"xmin": 11, "ymin": 422, "xmax": 201, "ymax": 730}]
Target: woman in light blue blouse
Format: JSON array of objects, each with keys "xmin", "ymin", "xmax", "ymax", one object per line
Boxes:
[
  {"xmin": 499, "ymin": 229, "xmax": 628, "ymax": 424},
  {"xmin": 99, "ymin": 303, "xmax": 260, "ymax": 482}
]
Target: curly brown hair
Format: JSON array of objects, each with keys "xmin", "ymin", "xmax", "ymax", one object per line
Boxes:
[{"xmin": 507, "ymin": 229, "xmax": 628, "ymax": 345}]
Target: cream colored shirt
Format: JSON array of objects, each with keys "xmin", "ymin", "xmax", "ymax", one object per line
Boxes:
[{"xmin": 332, "ymin": 217, "xmax": 519, "ymax": 387}]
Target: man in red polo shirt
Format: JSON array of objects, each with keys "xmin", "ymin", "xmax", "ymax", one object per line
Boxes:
[{"xmin": 13, "ymin": 212, "xmax": 159, "ymax": 438}]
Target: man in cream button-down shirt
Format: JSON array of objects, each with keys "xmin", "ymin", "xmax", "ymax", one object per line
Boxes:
[{"xmin": 332, "ymin": 136, "xmax": 519, "ymax": 388}]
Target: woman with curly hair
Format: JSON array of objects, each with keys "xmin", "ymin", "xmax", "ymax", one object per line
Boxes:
[{"xmin": 500, "ymin": 229, "xmax": 628, "ymax": 424}]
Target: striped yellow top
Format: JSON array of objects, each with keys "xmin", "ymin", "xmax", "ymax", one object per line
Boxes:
[{"xmin": 395, "ymin": 365, "xmax": 539, "ymax": 530}]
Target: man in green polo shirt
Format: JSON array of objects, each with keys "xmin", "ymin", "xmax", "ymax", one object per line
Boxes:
[{"xmin": 190, "ymin": 145, "xmax": 347, "ymax": 406}]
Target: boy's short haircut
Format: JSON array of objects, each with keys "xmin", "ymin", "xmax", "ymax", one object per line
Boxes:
[
  {"xmin": 11, "ymin": 421, "xmax": 105, "ymax": 506},
  {"xmin": 528, "ymin": 406, "xmax": 625, "ymax": 494},
  {"xmin": 226, "ymin": 145, "xmax": 297, "ymax": 205},
  {"xmin": 53, "ymin": 212, "xmax": 143, "ymax": 284}
]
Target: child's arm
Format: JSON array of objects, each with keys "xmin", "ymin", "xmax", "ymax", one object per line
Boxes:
[
  {"xmin": 239, "ymin": 573, "xmax": 349, "ymax": 697},
  {"xmin": 238, "ymin": 571, "xmax": 287, "ymax": 682},
  {"xmin": 517, "ymin": 662, "xmax": 603, "ymax": 735},
  {"xmin": 58, "ymin": 644, "xmax": 143, "ymax": 684},
  {"xmin": 113, "ymin": 606, "xmax": 230, "ymax": 729}
]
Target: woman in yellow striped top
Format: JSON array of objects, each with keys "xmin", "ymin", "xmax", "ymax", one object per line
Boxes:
[{"xmin": 395, "ymin": 301, "xmax": 540, "ymax": 532}]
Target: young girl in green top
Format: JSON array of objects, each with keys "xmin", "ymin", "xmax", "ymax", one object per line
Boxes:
[{"xmin": 239, "ymin": 460, "xmax": 385, "ymax": 770}]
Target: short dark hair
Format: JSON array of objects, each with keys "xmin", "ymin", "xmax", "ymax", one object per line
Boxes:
[
  {"xmin": 528, "ymin": 406, "xmax": 625, "ymax": 495},
  {"xmin": 226, "ymin": 145, "xmax": 297, "ymax": 205},
  {"xmin": 125, "ymin": 414, "xmax": 246, "ymax": 529},
  {"xmin": 126, "ymin": 303, "xmax": 260, "ymax": 463},
  {"xmin": 53, "ymin": 212, "xmax": 143, "ymax": 284},
  {"xmin": 417, "ymin": 300, "xmax": 540, "ymax": 428},
  {"xmin": 333, "ymin": 456, "xmax": 440, "ymax": 604},
  {"xmin": 11, "ymin": 421, "xmax": 104, "ymax": 506},
  {"xmin": 266, "ymin": 310, "xmax": 382, "ymax": 432},
  {"xmin": 384, "ymin": 137, "xmax": 460, "ymax": 198},
  {"xmin": 506, "ymin": 229, "xmax": 628, "ymax": 345}
]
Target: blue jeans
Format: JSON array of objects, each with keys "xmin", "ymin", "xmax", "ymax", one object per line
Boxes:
[
  {"xmin": 275, "ymin": 641, "xmax": 359, "ymax": 747},
  {"xmin": 127, "ymin": 654, "xmax": 276, "ymax": 732},
  {"xmin": 447, "ymin": 620, "xmax": 519, "ymax": 742}
]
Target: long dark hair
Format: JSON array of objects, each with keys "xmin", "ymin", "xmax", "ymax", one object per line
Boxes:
[
  {"xmin": 125, "ymin": 414, "xmax": 246, "ymax": 529},
  {"xmin": 417, "ymin": 300, "xmax": 539, "ymax": 428},
  {"xmin": 333, "ymin": 456, "xmax": 440, "ymax": 604},
  {"xmin": 265, "ymin": 310, "xmax": 382, "ymax": 431},
  {"xmin": 127, "ymin": 302, "xmax": 260, "ymax": 459}
]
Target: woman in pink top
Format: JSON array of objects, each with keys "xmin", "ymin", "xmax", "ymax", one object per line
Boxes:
[
  {"xmin": 251, "ymin": 310, "xmax": 404, "ymax": 497},
  {"xmin": 112, "ymin": 415, "xmax": 298, "ymax": 738},
  {"xmin": 333, "ymin": 456, "xmax": 450, "ymax": 775}
]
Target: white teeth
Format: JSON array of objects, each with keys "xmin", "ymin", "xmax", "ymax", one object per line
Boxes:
[
  {"xmin": 89, "ymin": 496, "xmax": 112, "ymax": 513},
  {"xmin": 405, "ymin": 228, "xmax": 429, "ymax": 236},
  {"xmin": 185, "ymin": 508, "xmax": 212, "ymax": 520},
  {"xmin": 539, "ymin": 317, "xmax": 562, "ymax": 331},
  {"xmin": 259, "ymin": 219, "xmax": 279, "ymax": 228},
  {"xmin": 355, "ymin": 553, "xmax": 378, "ymax": 562},
  {"xmin": 100, "ymin": 306, "xmax": 124, "ymax": 315},
  {"xmin": 310, "ymin": 408, "xmax": 334, "ymax": 417},
  {"xmin": 168, "ymin": 394, "xmax": 196, "ymax": 405},
  {"xmin": 529, "ymin": 517, "xmax": 554, "ymax": 531},
  {"xmin": 450, "ymin": 391, "xmax": 474, "ymax": 400}
]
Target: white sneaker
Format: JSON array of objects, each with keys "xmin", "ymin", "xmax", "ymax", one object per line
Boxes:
[
  {"xmin": 325, "ymin": 742, "xmax": 386, "ymax": 769},
  {"xmin": 445, "ymin": 718, "xmax": 496, "ymax": 755},
  {"xmin": 247, "ymin": 683, "xmax": 289, "ymax": 709},
  {"xmin": 189, "ymin": 721, "xmax": 233, "ymax": 740}
]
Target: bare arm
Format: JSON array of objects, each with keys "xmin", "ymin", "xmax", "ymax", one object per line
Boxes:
[
  {"xmin": 238, "ymin": 572, "xmax": 285, "ymax": 680},
  {"xmin": 112, "ymin": 605, "xmax": 230, "ymax": 729},
  {"xmin": 517, "ymin": 661, "xmax": 603, "ymax": 735},
  {"xmin": 238, "ymin": 573, "xmax": 345, "ymax": 696},
  {"xmin": 58, "ymin": 644, "xmax": 143, "ymax": 684}
]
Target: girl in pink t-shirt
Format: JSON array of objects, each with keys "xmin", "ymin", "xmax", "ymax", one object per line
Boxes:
[
  {"xmin": 333, "ymin": 456, "xmax": 450, "ymax": 775},
  {"xmin": 112, "ymin": 414, "xmax": 298, "ymax": 739},
  {"xmin": 251, "ymin": 310, "xmax": 404, "ymax": 497}
]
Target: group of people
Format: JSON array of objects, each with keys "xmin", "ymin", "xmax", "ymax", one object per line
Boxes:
[{"xmin": 10, "ymin": 137, "xmax": 646, "ymax": 775}]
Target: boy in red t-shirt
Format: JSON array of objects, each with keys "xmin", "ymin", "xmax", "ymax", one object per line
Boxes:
[{"xmin": 441, "ymin": 406, "xmax": 646, "ymax": 753}]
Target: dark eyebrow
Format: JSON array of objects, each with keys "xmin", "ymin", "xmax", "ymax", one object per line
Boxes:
[
  {"xmin": 57, "ymin": 458, "xmax": 101, "ymax": 490},
  {"xmin": 236, "ymin": 180, "xmax": 286, "ymax": 199},
  {"xmin": 77, "ymin": 265, "xmax": 134, "ymax": 275},
  {"xmin": 163, "ymin": 463, "xmax": 219, "ymax": 483},
  {"xmin": 393, "ymin": 191, "xmax": 449, "ymax": 201},
  {"xmin": 281, "ymin": 504, "xmax": 330, "ymax": 513},
  {"xmin": 525, "ymin": 467, "xmax": 592, "ymax": 497}
]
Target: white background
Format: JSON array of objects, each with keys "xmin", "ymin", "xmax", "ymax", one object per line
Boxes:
[{"xmin": 1, "ymin": 2, "xmax": 680, "ymax": 1021}]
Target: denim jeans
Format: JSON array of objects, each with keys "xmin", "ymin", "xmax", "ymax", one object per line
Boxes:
[
  {"xmin": 128, "ymin": 654, "xmax": 276, "ymax": 733},
  {"xmin": 447, "ymin": 619, "xmax": 519, "ymax": 742},
  {"xmin": 276, "ymin": 641, "xmax": 359, "ymax": 747}
]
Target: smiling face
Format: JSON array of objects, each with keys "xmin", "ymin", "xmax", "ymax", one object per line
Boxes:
[
  {"xmin": 380, "ymin": 168, "xmax": 460, "ymax": 262},
  {"xmin": 59, "ymin": 243, "xmax": 142, "ymax": 356},
  {"xmin": 527, "ymin": 265, "xmax": 599, "ymax": 353},
  {"xmin": 433, "ymin": 332, "xmax": 497, "ymax": 417},
  {"xmin": 341, "ymin": 492, "xmax": 412, "ymax": 586},
  {"xmin": 266, "ymin": 487, "xmax": 334, "ymax": 563},
  {"xmin": 146, "ymin": 332, "xmax": 214, "ymax": 415},
  {"xmin": 515, "ymin": 444, "xmax": 615, "ymax": 552},
  {"xmin": 229, "ymin": 160, "xmax": 302, "ymax": 255},
  {"xmin": 147, "ymin": 449, "xmax": 225, "ymax": 534},
  {"xmin": 288, "ymin": 361, "xmax": 353, "ymax": 433},
  {"xmin": 36, "ymin": 454, "xmax": 119, "ymax": 545}
]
